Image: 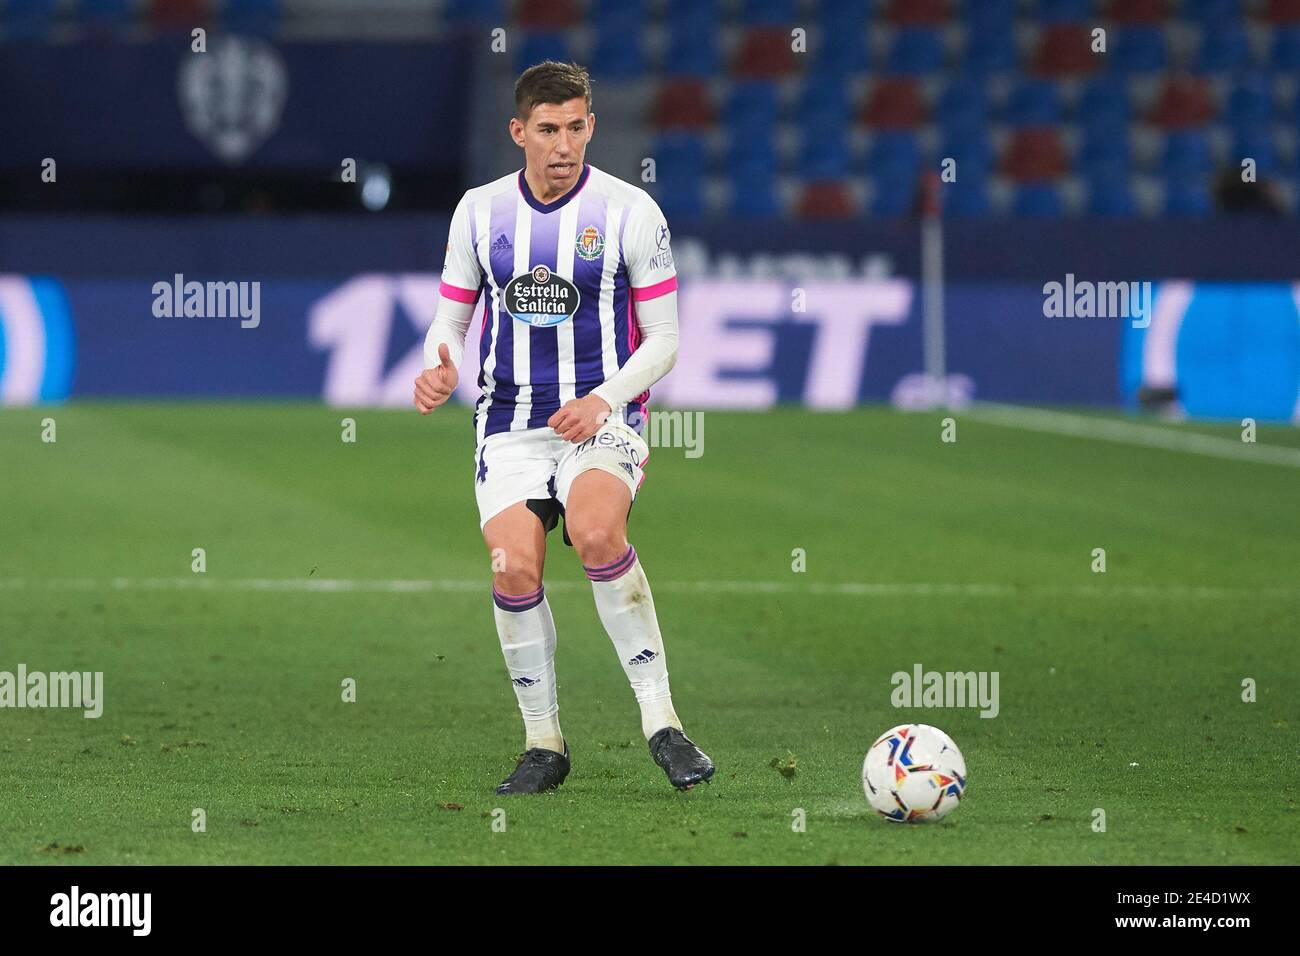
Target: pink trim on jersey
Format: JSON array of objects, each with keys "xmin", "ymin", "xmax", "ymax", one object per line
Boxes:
[
  {"xmin": 439, "ymin": 281, "xmax": 478, "ymax": 304},
  {"xmin": 631, "ymin": 276, "xmax": 678, "ymax": 302}
]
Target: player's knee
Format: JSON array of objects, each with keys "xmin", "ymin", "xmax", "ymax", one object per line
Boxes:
[
  {"xmin": 493, "ymin": 565, "xmax": 542, "ymax": 596},
  {"xmin": 568, "ymin": 519, "xmax": 626, "ymax": 567}
]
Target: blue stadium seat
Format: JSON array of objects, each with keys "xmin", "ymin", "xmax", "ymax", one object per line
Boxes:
[
  {"xmin": 592, "ymin": 0, "xmax": 645, "ymax": 24},
  {"xmin": 445, "ymin": 0, "xmax": 503, "ymax": 22},
  {"xmin": 1232, "ymin": 126, "xmax": 1281, "ymax": 173},
  {"xmin": 1112, "ymin": 27, "xmax": 1168, "ymax": 73},
  {"xmin": 730, "ymin": 168, "xmax": 780, "ymax": 217},
  {"xmin": 1036, "ymin": 0, "xmax": 1092, "ymax": 24},
  {"xmin": 81, "ymin": 0, "xmax": 133, "ymax": 28},
  {"xmin": 725, "ymin": 81, "xmax": 780, "ymax": 133},
  {"xmin": 800, "ymin": 129, "xmax": 852, "ymax": 178},
  {"xmin": 889, "ymin": 27, "xmax": 946, "ymax": 74},
  {"xmin": 1078, "ymin": 75, "xmax": 1133, "ymax": 129},
  {"xmin": 872, "ymin": 170, "xmax": 920, "ymax": 215},
  {"xmin": 1086, "ymin": 172, "xmax": 1137, "ymax": 217},
  {"xmin": 665, "ymin": 19, "xmax": 720, "ymax": 76},
  {"xmin": 1004, "ymin": 79, "xmax": 1062, "ymax": 126},
  {"xmin": 1184, "ymin": 0, "xmax": 1241, "ymax": 28},
  {"xmin": 1227, "ymin": 75, "xmax": 1275, "ymax": 127},
  {"xmin": 936, "ymin": 83, "xmax": 988, "ymax": 135},
  {"xmin": 517, "ymin": 33, "xmax": 573, "ymax": 74},
  {"xmin": 813, "ymin": 20, "xmax": 870, "ymax": 75},
  {"xmin": 868, "ymin": 131, "xmax": 922, "ymax": 178},
  {"xmin": 1272, "ymin": 26, "xmax": 1300, "ymax": 70},
  {"xmin": 226, "ymin": 0, "xmax": 280, "ymax": 36},
  {"xmin": 1013, "ymin": 183, "xmax": 1064, "ymax": 217},
  {"xmin": 1162, "ymin": 130, "xmax": 1213, "ymax": 175},
  {"xmin": 727, "ymin": 129, "xmax": 778, "ymax": 177},
  {"xmin": 942, "ymin": 171, "xmax": 992, "ymax": 218},
  {"xmin": 961, "ymin": 28, "xmax": 1020, "ymax": 73},
  {"xmin": 963, "ymin": 0, "xmax": 1015, "ymax": 33},
  {"xmin": 1164, "ymin": 176, "xmax": 1212, "ymax": 216},
  {"xmin": 738, "ymin": 0, "xmax": 796, "ymax": 24},
  {"xmin": 653, "ymin": 132, "xmax": 708, "ymax": 179},
  {"xmin": 1079, "ymin": 129, "xmax": 1131, "ymax": 178},
  {"xmin": 798, "ymin": 74, "xmax": 852, "ymax": 126},
  {"xmin": 653, "ymin": 167, "xmax": 705, "ymax": 217},
  {"xmin": 1195, "ymin": 21, "xmax": 1252, "ymax": 72},
  {"xmin": 591, "ymin": 27, "xmax": 645, "ymax": 79},
  {"xmin": 940, "ymin": 128, "xmax": 994, "ymax": 175},
  {"xmin": 4, "ymin": 0, "xmax": 57, "ymax": 39}
]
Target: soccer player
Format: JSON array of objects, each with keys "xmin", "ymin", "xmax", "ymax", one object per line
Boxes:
[{"xmin": 413, "ymin": 61, "xmax": 714, "ymax": 795}]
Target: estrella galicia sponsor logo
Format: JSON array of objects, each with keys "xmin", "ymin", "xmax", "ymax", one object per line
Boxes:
[
  {"xmin": 627, "ymin": 648, "xmax": 658, "ymax": 666},
  {"xmin": 575, "ymin": 225, "xmax": 604, "ymax": 261},
  {"xmin": 512, "ymin": 676, "xmax": 539, "ymax": 687},
  {"xmin": 503, "ymin": 265, "xmax": 580, "ymax": 327},
  {"xmin": 50, "ymin": 886, "xmax": 151, "ymax": 936}
]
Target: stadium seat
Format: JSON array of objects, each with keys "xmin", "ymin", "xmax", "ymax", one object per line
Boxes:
[
  {"xmin": 649, "ymin": 80, "xmax": 715, "ymax": 129},
  {"xmin": 1078, "ymin": 76, "xmax": 1133, "ymax": 134},
  {"xmin": 1162, "ymin": 129, "xmax": 1213, "ymax": 174},
  {"xmin": 652, "ymin": 132, "xmax": 708, "ymax": 181},
  {"xmin": 444, "ymin": 0, "xmax": 503, "ymax": 22},
  {"xmin": 1271, "ymin": 25, "xmax": 1300, "ymax": 68},
  {"xmin": 225, "ymin": 0, "xmax": 279, "ymax": 36},
  {"xmin": 1002, "ymin": 129, "xmax": 1069, "ymax": 180},
  {"xmin": 1232, "ymin": 126, "xmax": 1281, "ymax": 173},
  {"xmin": 516, "ymin": 0, "xmax": 578, "ymax": 28},
  {"xmin": 963, "ymin": 0, "xmax": 1015, "ymax": 33},
  {"xmin": 726, "ymin": 81, "xmax": 780, "ymax": 134},
  {"xmin": 1107, "ymin": 0, "xmax": 1169, "ymax": 24},
  {"xmin": 81, "ymin": 0, "xmax": 134, "ymax": 30},
  {"xmin": 729, "ymin": 167, "xmax": 781, "ymax": 217},
  {"xmin": 738, "ymin": 0, "xmax": 796, "ymax": 25},
  {"xmin": 1079, "ymin": 127, "xmax": 1131, "ymax": 178},
  {"xmin": 936, "ymin": 83, "xmax": 988, "ymax": 136},
  {"xmin": 799, "ymin": 74, "xmax": 852, "ymax": 127},
  {"xmin": 1112, "ymin": 27, "xmax": 1168, "ymax": 72},
  {"xmin": 652, "ymin": 167, "xmax": 705, "ymax": 217},
  {"xmin": 885, "ymin": 0, "xmax": 947, "ymax": 25},
  {"xmin": 813, "ymin": 21, "xmax": 870, "ymax": 75},
  {"xmin": 1163, "ymin": 175, "xmax": 1213, "ymax": 216},
  {"xmin": 1148, "ymin": 75, "xmax": 1215, "ymax": 127},
  {"xmin": 868, "ymin": 131, "xmax": 923, "ymax": 178},
  {"xmin": 5, "ymin": 0, "xmax": 58, "ymax": 38},
  {"xmin": 1004, "ymin": 80, "xmax": 1062, "ymax": 126},
  {"xmin": 733, "ymin": 27, "xmax": 798, "ymax": 76},
  {"xmin": 1013, "ymin": 182, "xmax": 1065, "ymax": 217},
  {"xmin": 727, "ymin": 129, "xmax": 778, "ymax": 177},
  {"xmin": 870, "ymin": 171, "xmax": 919, "ymax": 215},
  {"xmin": 1086, "ymin": 171, "xmax": 1138, "ymax": 216},
  {"xmin": 798, "ymin": 181, "xmax": 857, "ymax": 219},
  {"xmin": 942, "ymin": 171, "xmax": 992, "ymax": 217},
  {"xmin": 888, "ymin": 27, "xmax": 947, "ymax": 75},
  {"xmin": 1194, "ymin": 21, "xmax": 1252, "ymax": 72},
  {"xmin": 1226, "ymin": 75, "xmax": 1275, "ymax": 127},
  {"xmin": 961, "ymin": 28, "xmax": 1020, "ymax": 73},
  {"xmin": 1036, "ymin": 0, "xmax": 1093, "ymax": 23},
  {"xmin": 1033, "ymin": 25, "xmax": 1099, "ymax": 76},
  {"xmin": 862, "ymin": 78, "xmax": 927, "ymax": 128},
  {"xmin": 800, "ymin": 128, "xmax": 853, "ymax": 179},
  {"xmin": 941, "ymin": 128, "xmax": 994, "ymax": 175},
  {"xmin": 590, "ymin": 28, "xmax": 645, "ymax": 80},
  {"xmin": 517, "ymin": 33, "xmax": 573, "ymax": 75},
  {"xmin": 666, "ymin": 20, "xmax": 721, "ymax": 76},
  {"xmin": 1184, "ymin": 0, "xmax": 1239, "ymax": 25},
  {"xmin": 1265, "ymin": 0, "xmax": 1300, "ymax": 22}
]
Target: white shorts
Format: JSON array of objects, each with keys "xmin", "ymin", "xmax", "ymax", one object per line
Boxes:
[{"xmin": 472, "ymin": 414, "xmax": 650, "ymax": 529}]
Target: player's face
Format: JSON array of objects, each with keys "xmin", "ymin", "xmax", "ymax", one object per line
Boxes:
[{"xmin": 511, "ymin": 98, "xmax": 594, "ymax": 199}]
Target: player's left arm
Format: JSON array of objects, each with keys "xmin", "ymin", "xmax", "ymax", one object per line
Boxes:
[{"xmin": 549, "ymin": 194, "xmax": 678, "ymax": 442}]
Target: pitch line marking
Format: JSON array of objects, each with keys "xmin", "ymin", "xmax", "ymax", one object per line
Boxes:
[
  {"xmin": 0, "ymin": 577, "xmax": 1296, "ymax": 599},
  {"xmin": 969, "ymin": 403, "xmax": 1300, "ymax": 469}
]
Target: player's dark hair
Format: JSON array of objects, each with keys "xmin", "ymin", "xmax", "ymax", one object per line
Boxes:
[{"xmin": 514, "ymin": 61, "xmax": 592, "ymax": 122}]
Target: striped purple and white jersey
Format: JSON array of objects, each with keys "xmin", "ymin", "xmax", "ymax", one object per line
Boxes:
[{"xmin": 438, "ymin": 163, "xmax": 677, "ymax": 442}]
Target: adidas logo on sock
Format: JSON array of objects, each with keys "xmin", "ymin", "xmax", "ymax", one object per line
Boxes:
[
  {"xmin": 627, "ymin": 649, "xmax": 658, "ymax": 666},
  {"xmin": 511, "ymin": 676, "xmax": 539, "ymax": 687}
]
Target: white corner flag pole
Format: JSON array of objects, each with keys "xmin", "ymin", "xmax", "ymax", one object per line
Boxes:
[{"xmin": 920, "ymin": 171, "xmax": 947, "ymax": 410}]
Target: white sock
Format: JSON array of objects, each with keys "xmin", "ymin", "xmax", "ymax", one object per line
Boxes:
[
  {"xmin": 585, "ymin": 545, "xmax": 682, "ymax": 740},
  {"xmin": 492, "ymin": 584, "xmax": 564, "ymax": 753}
]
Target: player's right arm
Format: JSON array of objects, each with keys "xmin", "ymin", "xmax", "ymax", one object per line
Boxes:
[{"xmin": 415, "ymin": 195, "xmax": 482, "ymax": 415}]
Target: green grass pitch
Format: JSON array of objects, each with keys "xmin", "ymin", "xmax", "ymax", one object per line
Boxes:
[{"xmin": 1, "ymin": 403, "xmax": 1297, "ymax": 865}]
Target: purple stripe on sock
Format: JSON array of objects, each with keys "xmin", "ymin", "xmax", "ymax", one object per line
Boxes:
[
  {"xmin": 493, "ymin": 584, "xmax": 545, "ymax": 612},
  {"xmin": 584, "ymin": 545, "xmax": 637, "ymax": 582}
]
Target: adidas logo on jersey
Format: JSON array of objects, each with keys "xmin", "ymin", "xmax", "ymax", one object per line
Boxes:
[
  {"xmin": 511, "ymin": 676, "xmax": 539, "ymax": 687},
  {"xmin": 627, "ymin": 649, "xmax": 658, "ymax": 666},
  {"xmin": 492, "ymin": 234, "xmax": 512, "ymax": 252}
]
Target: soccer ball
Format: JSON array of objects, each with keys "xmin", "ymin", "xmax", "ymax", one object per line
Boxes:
[{"xmin": 863, "ymin": 724, "xmax": 967, "ymax": 822}]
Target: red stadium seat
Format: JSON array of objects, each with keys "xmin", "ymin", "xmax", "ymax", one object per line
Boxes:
[
  {"xmin": 1001, "ymin": 129, "xmax": 1069, "ymax": 181},
  {"xmin": 648, "ymin": 79, "xmax": 715, "ymax": 129},
  {"xmin": 1107, "ymin": 0, "xmax": 1168, "ymax": 24},
  {"xmin": 733, "ymin": 27, "xmax": 798, "ymax": 77},
  {"xmin": 149, "ymin": 0, "xmax": 210, "ymax": 28},
  {"xmin": 885, "ymin": 0, "xmax": 949, "ymax": 25},
  {"xmin": 1265, "ymin": 0, "xmax": 1300, "ymax": 22},
  {"xmin": 796, "ymin": 181, "xmax": 856, "ymax": 219},
  {"xmin": 861, "ymin": 77, "xmax": 927, "ymax": 128},
  {"xmin": 1033, "ymin": 24, "xmax": 1099, "ymax": 75},
  {"xmin": 516, "ymin": 0, "xmax": 579, "ymax": 28},
  {"xmin": 1148, "ymin": 75, "xmax": 1215, "ymax": 128}
]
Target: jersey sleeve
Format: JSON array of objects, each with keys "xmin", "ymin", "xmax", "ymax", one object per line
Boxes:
[
  {"xmin": 439, "ymin": 195, "xmax": 483, "ymax": 304},
  {"xmin": 622, "ymin": 192, "xmax": 678, "ymax": 302}
]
